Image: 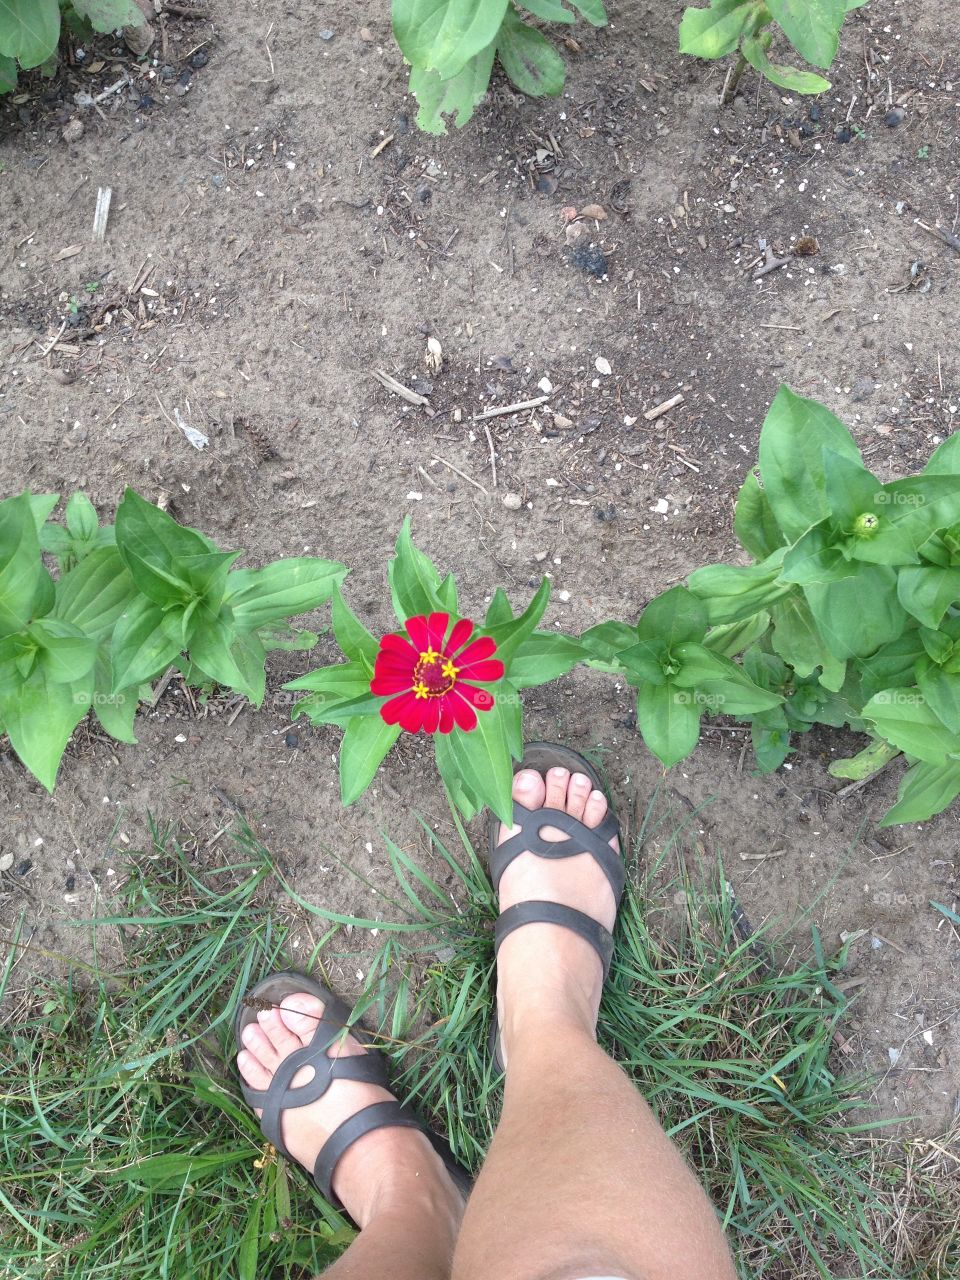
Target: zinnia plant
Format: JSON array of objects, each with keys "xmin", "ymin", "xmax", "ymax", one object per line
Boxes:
[{"xmin": 286, "ymin": 520, "xmax": 584, "ymax": 822}]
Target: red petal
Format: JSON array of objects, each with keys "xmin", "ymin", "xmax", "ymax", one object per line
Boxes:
[
  {"xmin": 446, "ymin": 618, "xmax": 474, "ymax": 655},
  {"xmin": 457, "ymin": 682, "xmax": 496, "ymax": 712},
  {"xmin": 370, "ymin": 672, "xmax": 411, "ymax": 695},
  {"xmin": 454, "ymin": 635, "xmax": 497, "ymax": 666},
  {"xmin": 379, "ymin": 632, "xmax": 418, "ymax": 662},
  {"xmin": 381, "ymin": 691, "xmax": 427, "ymax": 733},
  {"xmin": 426, "ymin": 612, "xmax": 450, "ymax": 652},
  {"xmin": 457, "ymin": 658, "xmax": 504, "ymax": 683},
  {"xmin": 438, "ymin": 699, "xmax": 455, "ymax": 733},
  {"xmin": 421, "ymin": 697, "xmax": 441, "ymax": 733},
  {"xmin": 449, "ymin": 690, "xmax": 478, "ymax": 732},
  {"xmin": 404, "ymin": 615, "xmax": 430, "ymax": 652}
]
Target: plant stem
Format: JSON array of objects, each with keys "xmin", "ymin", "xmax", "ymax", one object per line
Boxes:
[{"xmin": 722, "ymin": 50, "xmax": 748, "ymax": 105}]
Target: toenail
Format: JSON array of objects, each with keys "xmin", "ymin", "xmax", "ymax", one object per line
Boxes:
[
  {"xmin": 515, "ymin": 771, "xmax": 538, "ymax": 788},
  {"xmin": 590, "ymin": 789, "xmax": 604, "ymax": 801},
  {"xmin": 242, "ymin": 1024, "xmax": 258, "ymax": 1045},
  {"xmin": 551, "ymin": 767, "xmax": 566, "ymax": 777},
  {"xmin": 571, "ymin": 772, "xmax": 589, "ymax": 787}
]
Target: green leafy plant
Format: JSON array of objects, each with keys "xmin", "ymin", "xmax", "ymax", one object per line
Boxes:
[
  {"xmin": 0, "ymin": 0, "xmax": 146, "ymax": 95},
  {"xmin": 393, "ymin": 0, "xmax": 606, "ymax": 134},
  {"xmin": 679, "ymin": 0, "xmax": 868, "ymax": 101},
  {"xmin": 287, "ymin": 518, "xmax": 583, "ymax": 822},
  {"xmin": 0, "ymin": 488, "xmax": 344, "ymax": 791},
  {"xmin": 589, "ymin": 386, "xmax": 960, "ymax": 826}
]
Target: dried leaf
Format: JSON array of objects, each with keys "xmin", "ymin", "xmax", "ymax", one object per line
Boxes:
[
  {"xmin": 55, "ymin": 245, "xmax": 83, "ymax": 261},
  {"xmin": 560, "ymin": 205, "xmax": 577, "ymax": 223},
  {"xmin": 579, "ymin": 203, "xmax": 607, "ymax": 221}
]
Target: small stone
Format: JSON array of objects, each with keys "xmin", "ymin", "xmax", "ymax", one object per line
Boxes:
[
  {"xmin": 319, "ymin": 29, "xmax": 335, "ymax": 40},
  {"xmin": 66, "ymin": 874, "xmax": 76, "ymax": 893},
  {"xmin": 424, "ymin": 160, "xmax": 442, "ymax": 177},
  {"xmin": 570, "ymin": 244, "xmax": 607, "ymax": 278},
  {"xmin": 557, "ymin": 590, "xmax": 571, "ymax": 602},
  {"xmin": 538, "ymin": 376, "xmax": 553, "ymax": 393},
  {"xmin": 835, "ymin": 126, "xmax": 852, "ymax": 144},
  {"xmin": 502, "ymin": 492, "xmax": 523, "ymax": 510},
  {"xmin": 885, "ymin": 106, "xmax": 905, "ymax": 128},
  {"xmin": 62, "ymin": 118, "xmax": 84, "ymax": 143},
  {"xmin": 653, "ymin": 498, "xmax": 669, "ymax": 514},
  {"xmin": 594, "ymin": 356, "xmax": 612, "ymax": 376},
  {"xmin": 850, "ymin": 375, "xmax": 876, "ymax": 403},
  {"xmin": 406, "ymin": 491, "xmax": 423, "ymax": 501},
  {"xmin": 360, "ymin": 26, "xmax": 374, "ymax": 40},
  {"xmin": 0, "ymin": 853, "xmax": 13, "ymax": 873},
  {"xmin": 15, "ymin": 859, "xmax": 32, "ymax": 876},
  {"xmin": 808, "ymin": 103, "xmax": 822, "ymax": 122},
  {"xmin": 552, "ymin": 414, "xmax": 573, "ymax": 429},
  {"xmin": 189, "ymin": 49, "xmax": 209, "ymax": 69},
  {"xmin": 534, "ymin": 551, "xmax": 548, "ymax": 561},
  {"xmin": 284, "ymin": 731, "xmax": 299, "ymax": 749}
]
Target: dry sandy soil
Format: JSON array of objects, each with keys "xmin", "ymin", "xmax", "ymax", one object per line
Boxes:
[{"xmin": 1, "ymin": 0, "xmax": 958, "ymax": 1136}]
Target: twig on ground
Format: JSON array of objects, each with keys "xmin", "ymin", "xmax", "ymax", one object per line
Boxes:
[
  {"xmin": 473, "ymin": 396, "xmax": 549, "ymax": 421},
  {"xmin": 373, "ymin": 369, "xmax": 429, "ymax": 406},
  {"xmin": 482, "ymin": 424, "xmax": 498, "ymax": 488},
  {"xmin": 431, "ymin": 456, "xmax": 489, "ymax": 495}
]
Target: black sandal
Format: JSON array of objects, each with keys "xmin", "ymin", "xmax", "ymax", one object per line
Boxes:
[
  {"xmin": 486, "ymin": 742, "xmax": 625, "ymax": 1070},
  {"xmin": 234, "ymin": 969, "xmax": 472, "ymax": 1214}
]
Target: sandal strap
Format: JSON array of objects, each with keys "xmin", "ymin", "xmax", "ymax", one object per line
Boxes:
[
  {"xmin": 242, "ymin": 1019, "xmax": 389, "ymax": 1160},
  {"xmin": 313, "ymin": 1101, "xmax": 424, "ymax": 1206},
  {"xmin": 494, "ymin": 900, "xmax": 615, "ymax": 977},
  {"xmin": 490, "ymin": 802, "xmax": 623, "ymax": 902}
]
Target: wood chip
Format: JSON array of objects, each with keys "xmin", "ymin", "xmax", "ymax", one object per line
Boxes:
[
  {"xmin": 55, "ymin": 244, "xmax": 83, "ymax": 261},
  {"xmin": 644, "ymin": 393, "xmax": 684, "ymax": 421},
  {"xmin": 372, "ymin": 369, "xmax": 429, "ymax": 406},
  {"xmin": 473, "ymin": 395, "xmax": 549, "ymax": 421}
]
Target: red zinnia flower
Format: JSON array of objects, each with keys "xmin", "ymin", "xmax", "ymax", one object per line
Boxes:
[{"xmin": 370, "ymin": 612, "xmax": 504, "ymax": 734}]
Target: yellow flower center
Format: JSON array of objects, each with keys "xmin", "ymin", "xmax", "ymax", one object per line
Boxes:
[{"xmin": 413, "ymin": 650, "xmax": 457, "ymax": 697}]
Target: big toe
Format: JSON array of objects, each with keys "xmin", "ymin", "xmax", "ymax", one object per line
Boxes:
[{"xmin": 279, "ymin": 992, "xmax": 326, "ymax": 1043}]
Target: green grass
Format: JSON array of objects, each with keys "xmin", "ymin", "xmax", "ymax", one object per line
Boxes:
[{"xmin": 0, "ymin": 806, "xmax": 957, "ymax": 1280}]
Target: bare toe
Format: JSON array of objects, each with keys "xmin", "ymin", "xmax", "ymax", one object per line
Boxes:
[
  {"xmin": 236, "ymin": 1047, "xmax": 272, "ymax": 1091},
  {"xmin": 278, "ymin": 992, "xmax": 327, "ymax": 1044},
  {"xmin": 565, "ymin": 772, "xmax": 593, "ymax": 822},
  {"xmin": 257, "ymin": 1006, "xmax": 302, "ymax": 1059},
  {"xmin": 583, "ymin": 787, "xmax": 610, "ymax": 831},
  {"xmin": 544, "ymin": 766, "xmax": 569, "ymax": 811}
]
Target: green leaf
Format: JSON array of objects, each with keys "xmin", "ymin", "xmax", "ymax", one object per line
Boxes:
[
  {"xmin": 285, "ymin": 661, "xmax": 371, "ymax": 697},
  {"xmin": 339, "ymin": 715, "xmax": 402, "ymax": 805},
  {"xmin": 393, "ymin": 0, "xmax": 509, "ymax": 80},
  {"xmin": 0, "ymin": 0, "xmax": 60, "ymax": 68},
  {"xmin": 827, "ymin": 737, "xmax": 900, "ymax": 780},
  {"xmin": 703, "ymin": 611, "xmax": 771, "ymax": 658},
  {"xmin": 387, "ymin": 519, "xmax": 445, "ymax": 621},
  {"xmin": 671, "ymin": 641, "xmax": 743, "ymax": 686},
  {"xmin": 751, "ymin": 708, "xmax": 792, "ymax": 772},
  {"xmin": 507, "ymin": 631, "xmax": 584, "ymax": 689},
  {"xmin": 0, "ymin": 492, "xmax": 51, "ymax": 637},
  {"xmin": 520, "ymin": 0, "xmax": 575, "ymax": 25},
  {"xmin": 758, "ymin": 387, "xmax": 861, "ymax": 541},
  {"xmin": 898, "ymin": 567, "xmax": 960, "ymax": 629},
  {"xmin": 70, "ymin": 0, "xmax": 142, "ymax": 31},
  {"xmin": 917, "ymin": 666, "xmax": 960, "ymax": 735},
  {"xmin": 64, "ymin": 491, "xmax": 99, "ymax": 541},
  {"xmin": 765, "ymin": 0, "xmax": 845, "ymax": 68},
  {"xmin": 679, "ymin": 0, "xmax": 760, "ymax": 59},
  {"xmin": 924, "ymin": 431, "xmax": 960, "ymax": 474},
  {"xmin": 226, "ymin": 558, "xmax": 346, "ymax": 631},
  {"xmin": 484, "ymin": 588, "xmax": 514, "ymax": 628},
  {"xmin": 257, "ymin": 624, "xmax": 318, "ymax": 653},
  {"xmin": 618, "ymin": 638, "xmax": 668, "ymax": 686},
  {"xmin": 54, "ymin": 547, "xmax": 136, "ymax": 640},
  {"xmin": 189, "ymin": 610, "xmax": 265, "ymax": 704},
  {"xmin": 637, "ymin": 681, "xmax": 701, "ymax": 768},
  {"xmin": 483, "ymin": 578, "xmax": 550, "ymax": 668},
  {"xmin": 568, "ymin": 0, "xmax": 605, "ymax": 24},
  {"xmin": 495, "ymin": 8, "xmax": 565, "ymax": 96},
  {"xmin": 437, "ymin": 571, "xmax": 459, "ymax": 613},
  {"xmin": 880, "ymin": 761, "xmax": 960, "ymax": 826},
  {"xmin": 688, "ymin": 549, "xmax": 790, "ymax": 623},
  {"xmin": 0, "ymin": 52, "xmax": 17, "ymax": 92},
  {"xmin": 862, "ymin": 689, "xmax": 960, "ymax": 764},
  {"xmin": 237, "ymin": 1196, "xmax": 261, "ymax": 1280},
  {"xmin": 805, "ymin": 567, "xmax": 908, "ymax": 660},
  {"xmin": 857, "ymin": 632, "xmax": 927, "ymax": 702},
  {"xmin": 29, "ymin": 618, "xmax": 97, "ymax": 683},
  {"xmin": 580, "ymin": 620, "xmax": 638, "ymax": 663},
  {"xmin": 0, "ymin": 665, "xmax": 92, "ymax": 791},
  {"xmin": 769, "ymin": 593, "xmax": 828, "ymax": 677},
  {"xmin": 444, "ymin": 698, "xmax": 515, "ymax": 822},
  {"xmin": 734, "ymin": 468, "xmax": 785, "ymax": 560},
  {"xmin": 331, "ymin": 588, "xmax": 378, "ymax": 665},
  {"xmin": 498, "ymin": 677, "xmax": 523, "ymax": 759},
  {"xmin": 91, "ymin": 651, "xmax": 139, "ymax": 743},
  {"xmin": 409, "ymin": 42, "xmax": 496, "ymax": 132},
  {"xmin": 434, "ymin": 731, "xmax": 482, "ymax": 820},
  {"xmin": 636, "ymin": 584, "xmax": 708, "ymax": 646},
  {"xmin": 114, "ymin": 489, "xmax": 218, "ymax": 607},
  {"xmin": 28, "ymin": 494, "xmax": 59, "ymax": 531},
  {"xmin": 695, "ymin": 676, "xmax": 784, "ymax": 716},
  {"xmin": 782, "ymin": 521, "xmax": 859, "ymax": 584},
  {"xmin": 111, "ymin": 597, "xmax": 185, "ymax": 691},
  {"xmin": 741, "ymin": 33, "xmax": 832, "ymax": 91}
]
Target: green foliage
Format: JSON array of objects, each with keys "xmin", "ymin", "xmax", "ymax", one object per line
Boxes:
[
  {"xmin": 0, "ymin": 488, "xmax": 344, "ymax": 791},
  {"xmin": 393, "ymin": 0, "xmax": 605, "ymax": 134},
  {"xmin": 0, "ymin": 0, "xmax": 142, "ymax": 93},
  {"xmin": 679, "ymin": 0, "xmax": 866, "ymax": 97},
  {"xmin": 590, "ymin": 385, "xmax": 960, "ymax": 826},
  {"xmin": 287, "ymin": 518, "xmax": 584, "ymax": 823}
]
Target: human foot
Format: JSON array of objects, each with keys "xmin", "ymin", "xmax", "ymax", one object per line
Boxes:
[
  {"xmin": 493, "ymin": 764, "xmax": 622, "ymax": 1064},
  {"xmin": 236, "ymin": 993, "xmax": 466, "ymax": 1232}
]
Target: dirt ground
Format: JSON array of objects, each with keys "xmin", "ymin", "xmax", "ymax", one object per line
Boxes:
[{"xmin": 1, "ymin": 0, "xmax": 959, "ymax": 1137}]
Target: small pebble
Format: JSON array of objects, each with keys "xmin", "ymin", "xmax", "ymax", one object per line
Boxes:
[
  {"xmin": 808, "ymin": 103, "xmax": 822, "ymax": 122},
  {"xmin": 284, "ymin": 731, "xmax": 299, "ymax": 748},
  {"xmin": 319, "ymin": 29, "xmax": 335, "ymax": 40},
  {"xmin": 885, "ymin": 106, "xmax": 905, "ymax": 128},
  {"xmin": 66, "ymin": 874, "xmax": 76, "ymax": 893},
  {"xmin": 836, "ymin": 126, "xmax": 852, "ymax": 144},
  {"xmin": 594, "ymin": 357, "xmax": 612, "ymax": 376},
  {"xmin": 502, "ymin": 492, "xmax": 522, "ymax": 510},
  {"xmin": 538, "ymin": 376, "xmax": 553, "ymax": 393},
  {"xmin": 558, "ymin": 590, "xmax": 571, "ymax": 602},
  {"xmin": 62, "ymin": 118, "xmax": 84, "ymax": 143},
  {"xmin": 189, "ymin": 49, "xmax": 209, "ymax": 69},
  {"xmin": 0, "ymin": 853, "xmax": 13, "ymax": 873},
  {"xmin": 15, "ymin": 859, "xmax": 32, "ymax": 876}
]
